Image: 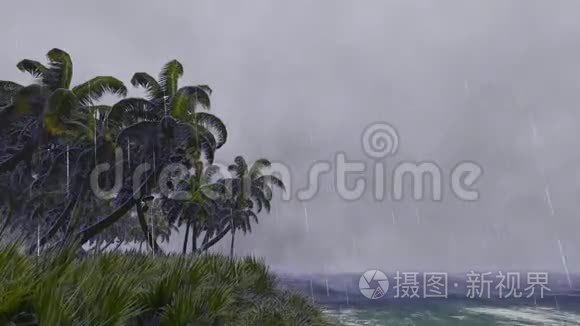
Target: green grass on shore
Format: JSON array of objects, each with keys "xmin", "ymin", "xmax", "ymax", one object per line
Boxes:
[{"xmin": 0, "ymin": 245, "xmax": 328, "ymax": 326}]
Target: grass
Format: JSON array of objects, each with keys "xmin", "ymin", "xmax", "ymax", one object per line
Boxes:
[{"xmin": 0, "ymin": 245, "xmax": 329, "ymax": 326}]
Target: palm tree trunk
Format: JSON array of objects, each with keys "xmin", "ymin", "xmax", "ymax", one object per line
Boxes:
[
  {"xmin": 202, "ymin": 230, "xmax": 211, "ymax": 246},
  {"xmin": 229, "ymin": 228, "xmax": 235, "ymax": 258},
  {"xmin": 182, "ymin": 221, "xmax": 190, "ymax": 255},
  {"xmin": 191, "ymin": 223, "xmax": 197, "ymax": 253},
  {"xmin": 200, "ymin": 225, "xmax": 231, "ymax": 252},
  {"xmin": 0, "ymin": 213, "xmax": 11, "ymax": 241},
  {"xmin": 94, "ymin": 236, "xmax": 102, "ymax": 253},
  {"xmin": 135, "ymin": 201, "xmax": 163, "ymax": 254},
  {"xmin": 76, "ymin": 171, "xmax": 156, "ymax": 244},
  {"xmin": 113, "ymin": 240, "xmax": 123, "ymax": 251},
  {"xmin": 28, "ymin": 196, "xmax": 78, "ymax": 254},
  {"xmin": 101, "ymin": 240, "xmax": 113, "ymax": 252}
]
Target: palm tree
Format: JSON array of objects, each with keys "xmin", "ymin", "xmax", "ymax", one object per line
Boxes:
[
  {"xmin": 110, "ymin": 60, "xmax": 226, "ymax": 163},
  {"xmin": 224, "ymin": 156, "xmax": 285, "ymax": 257},
  {"xmin": 0, "ymin": 49, "xmax": 127, "ymax": 251},
  {"xmin": 0, "ymin": 48, "xmax": 126, "ymax": 142},
  {"xmin": 69, "ymin": 60, "xmax": 228, "ymax": 250},
  {"xmin": 110, "ymin": 60, "xmax": 228, "ymax": 252},
  {"xmin": 158, "ymin": 162, "xmax": 225, "ymax": 255}
]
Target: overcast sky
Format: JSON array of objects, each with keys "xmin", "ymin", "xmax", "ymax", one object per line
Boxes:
[{"xmin": 2, "ymin": 0, "xmax": 580, "ymax": 275}]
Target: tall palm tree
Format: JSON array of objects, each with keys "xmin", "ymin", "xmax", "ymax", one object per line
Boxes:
[
  {"xmin": 225, "ymin": 156, "xmax": 285, "ymax": 257},
  {"xmin": 109, "ymin": 60, "xmax": 228, "ymax": 252},
  {"xmin": 159, "ymin": 162, "xmax": 225, "ymax": 255},
  {"xmin": 70, "ymin": 60, "xmax": 229, "ymax": 250}
]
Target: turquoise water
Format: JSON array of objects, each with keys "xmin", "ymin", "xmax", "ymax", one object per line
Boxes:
[{"xmin": 325, "ymin": 304, "xmax": 580, "ymax": 325}]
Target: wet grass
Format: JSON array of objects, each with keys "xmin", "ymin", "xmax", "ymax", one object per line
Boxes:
[{"xmin": 0, "ymin": 245, "xmax": 328, "ymax": 325}]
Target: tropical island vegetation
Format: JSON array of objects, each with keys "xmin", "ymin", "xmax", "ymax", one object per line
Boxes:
[{"xmin": 0, "ymin": 49, "xmax": 328, "ymax": 325}]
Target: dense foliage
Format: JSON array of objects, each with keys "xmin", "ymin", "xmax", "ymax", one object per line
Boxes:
[{"xmin": 0, "ymin": 245, "xmax": 328, "ymax": 325}]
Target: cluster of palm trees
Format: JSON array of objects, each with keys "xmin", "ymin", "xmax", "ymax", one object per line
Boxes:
[{"xmin": 0, "ymin": 48, "xmax": 284, "ymax": 256}]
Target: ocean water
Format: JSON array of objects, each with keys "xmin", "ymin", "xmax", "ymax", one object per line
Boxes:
[
  {"xmin": 325, "ymin": 304, "xmax": 580, "ymax": 325},
  {"xmin": 280, "ymin": 273, "xmax": 580, "ymax": 325}
]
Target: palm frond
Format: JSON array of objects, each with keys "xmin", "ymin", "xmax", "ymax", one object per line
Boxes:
[
  {"xmin": 260, "ymin": 184, "xmax": 273, "ymax": 201},
  {"xmin": 16, "ymin": 59, "xmax": 47, "ymax": 78},
  {"xmin": 43, "ymin": 48, "xmax": 73, "ymax": 89},
  {"xmin": 194, "ymin": 112, "xmax": 227, "ymax": 148},
  {"xmin": 72, "ymin": 76, "xmax": 127, "ymax": 106},
  {"xmin": 197, "ymin": 84, "xmax": 213, "ymax": 95},
  {"xmin": 0, "ymin": 81, "xmax": 23, "ymax": 106},
  {"xmin": 170, "ymin": 86, "xmax": 211, "ymax": 121},
  {"xmin": 227, "ymin": 164, "xmax": 241, "ymax": 178},
  {"xmin": 250, "ymin": 186, "xmax": 269, "ymax": 213},
  {"xmin": 249, "ymin": 159, "xmax": 272, "ymax": 179},
  {"xmin": 43, "ymin": 89, "xmax": 78, "ymax": 135},
  {"xmin": 14, "ymin": 84, "xmax": 44, "ymax": 113},
  {"xmin": 130, "ymin": 72, "xmax": 162, "ymax": 100},
  {"xmin": 116, "ymin": 120, "xmax": 159, "ymax": 145},
  {"xmin": 198, "ymin": 129, "xmax": 217, "ymax": 163},
  {"xmin": 234, "ymin": 156, "xmax": 248, "ymax": 175},
  {"xmin": 202, "ymin": 165, "xmax": 222, "ymax": 182},
  {"xmin": 256, "ymin": 175, "xmax": 286, "ymax": 192},
  {"xmin": 159, "ymin": 60, "xmax": 183, "ymax": 96},
  {"xmin": 109, "ymin": 97, "xmax": 156, "ymax": 126},
  {"xmin": 182, "ymin": 126, "xmax": 217, "ymax": 164},
  {"xmin": 181, "ymin": 85, "xmax": 211, "ymax": 108},
  {"xmin": 0, "ymin": 81, "xmax": 23, "ymax": 93}
]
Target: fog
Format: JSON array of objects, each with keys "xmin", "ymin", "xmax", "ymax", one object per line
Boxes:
[{"xmin": 2, "ymin": 0, "xmax": 580, "ymax": 274}]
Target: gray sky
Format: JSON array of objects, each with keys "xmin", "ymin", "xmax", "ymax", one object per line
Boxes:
[{"xmin": 2, "ymin": 0, "xmax": 580, "ymax": 274}]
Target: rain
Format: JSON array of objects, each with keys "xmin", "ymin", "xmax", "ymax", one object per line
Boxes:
[
  {"xmin": 3, "ymin": 0, "xmax": 580, "ymax": 323},
  {"xmin": 344, "ymin": 280, "xmax": 350, "ymax": 306},
  {"xmin": 557, "ymin": 239, "xmax": 573, "ymax": 289},
  {"xmin": 36, "ymin": 225, "xmax": 40, "ymax": 257},
  {"xmin": 309, "ymin": 277, "xmax": 314, "ymax": 300},
  {"xmin": 1, "ymin": 0, "xmax": 579, "ymax": 277},
  {"xmin": 544, "ymin": 186, "xmax": 555, "ymax": 217},
  {"xmin": 66, "ymin": 145, "xmax": 70, "ymax": 195},
  {"xmin": 524, "ymin": 102, "xmax": 574, "ymax": 292},
  {"xmin": 415, "ymin": 207, "xmax": 421, "ymax": 225},
  {"xmin": 127, "ymin": 141, "xmax": 131, "ymax": 166},
  {"xmin": 302, "ymin": 202, "xmax": 310, "ymax": 233}
]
